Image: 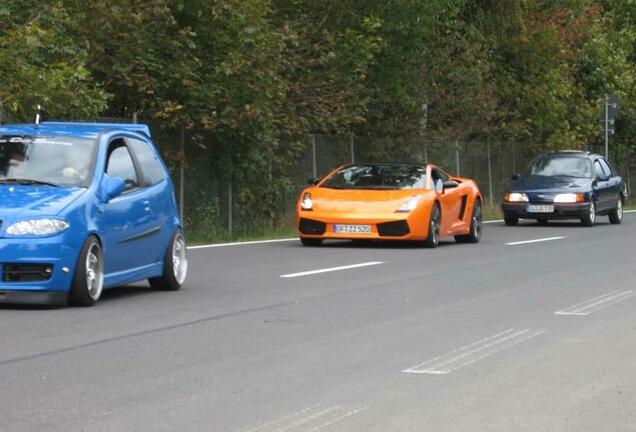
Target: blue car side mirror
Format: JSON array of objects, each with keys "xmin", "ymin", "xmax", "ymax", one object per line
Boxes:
[
  {"xmin": 511, "ymin": 173, "xmax": 521, "ymax": 181},
  {"xmin": 100, "ymin": 175, "xmax": 126, "ymax": 202}
]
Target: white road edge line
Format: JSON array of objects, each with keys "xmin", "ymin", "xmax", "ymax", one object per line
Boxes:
[
  {"xmin": 186, "ymin": 210, "xmax": 635, "ymax": 250},
  {"xmin": 555, "ymin": 290, "xmax": 634, "ymax": 316},
  {"xmin": 280, "ymin": 261, "xmax": 384, "ymax": 278},
  {"xmin": 505, "ymin": 236, "xmax": 565, "ymax": 246},
  {"xmin": 188, "ymin": 238, "xmax": 297, "ymax": 249}
]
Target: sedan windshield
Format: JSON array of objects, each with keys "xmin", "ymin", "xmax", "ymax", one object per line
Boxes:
[
  {"xmin": 0, "ymin": 135, "xmax": 96, "ymax": 187},
  {"xmin": 322, "ymin": 164, "xmax": 426, "ymax": 190},
  {"xmin": 528, "ymin": 156, "xmax": 593, "ymax": 178}
]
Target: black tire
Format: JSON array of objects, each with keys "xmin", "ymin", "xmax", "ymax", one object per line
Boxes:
[
  {"xmin": 68, "ymin": 236, "xmax": 104, "ymax": 307},
  {"xmin": 609, "ymin": 196, "xmax": 623, "ymax": 224},
  {"xmin": 423, "ymin": 203, "xmax": 441, "ymax": 248},
  {"xmin": 150, "ymin": 230, "xmax": 187, "ymax": 291},
  {"xmin": 504, "ymin": 217, "xmax": 518, "ymax": 226},
  {"xmin": 300, "ymin": 237, "xmax": 323, "ymax": 246},
  {"xmin": 581, "ymin": 200, "xmax": 596, "ymax": 227},
  {"xmin": 455, "ymin": 199, "xmax": 482, "ymax": 243},
  {"xmin": 537, "ymin": 219, "xmax": 549, "ymax": 225}
]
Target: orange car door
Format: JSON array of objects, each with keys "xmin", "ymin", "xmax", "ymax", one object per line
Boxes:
[{"xmin": 431, "ymin": 168, "xmax": 462, "ymax": 234}]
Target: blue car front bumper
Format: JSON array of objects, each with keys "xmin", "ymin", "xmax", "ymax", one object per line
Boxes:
[{"xmin": 0, "ymin": 233, "xmax": 84, "ymax": 305}]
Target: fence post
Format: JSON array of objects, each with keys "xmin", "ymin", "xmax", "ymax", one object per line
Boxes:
[
  {"xmin": 228, "ymin": 179, "xmax": 233, "ymax": 236},
  {"xmin": 311, "ymin": 134, "xmax": 317, "ymax": 178},
  {"xmin": 132, "ymin": 112, "xmax": 138, "ymax": 124},
  {"xmin": 487, "ymin": 141, "xmax": 494, "ymax": 208},
  {"xmin": 0, "ymin": 101, "xmax": 3, "ymax": 124},
  {"xmin": 424, "ymin": 140, "xmax": 428, "ymax": 163},
  {"xmin": 350, "ymin": 134, "xmax": 355, "ymax": 163},
  {"xmin": 179, "ymin": 124, "xmax": 185, "ymax": 224},
  {"xmin": 455, "ymin": 140, "xmax": 461, "ymax": 176},
  {"xmin": 512, "ymin": 141, "xmax": 516, "ymax": 173}
]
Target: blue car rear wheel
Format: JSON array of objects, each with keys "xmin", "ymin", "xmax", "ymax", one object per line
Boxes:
[{"xmin": 149, "ymin": 230, "xmax": 187, "ymax": 291}]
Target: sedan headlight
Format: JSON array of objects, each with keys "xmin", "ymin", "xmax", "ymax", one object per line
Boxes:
[
  {"xmin": 396, "ymin": 196, "xmax": 421, "ymax": 213},
  {"xmin": 553, "ymin": 193, "xmax": 584, "ymax": 203},
  {"xmin": 503, "ymin": 192, "xmax": 529, "ymax": 202},
  {"xmin": 6, "ymin": 219, "xmax": 70, "ymax": 236},
  {"xmin": 300, "ymin": 193, "xmax": 313, "ymax": 211}
]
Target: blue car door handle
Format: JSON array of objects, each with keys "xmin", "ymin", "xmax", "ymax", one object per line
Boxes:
[{"xmin": 143, "ymin": 200, "xmax": 151, "ymax": 212}]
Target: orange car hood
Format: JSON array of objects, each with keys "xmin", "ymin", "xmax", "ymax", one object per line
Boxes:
[{"xmin": 311, "ymin": 188, "xmax": 431, "ymax": 214}]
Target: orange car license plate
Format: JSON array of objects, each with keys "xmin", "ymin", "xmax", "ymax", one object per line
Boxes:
[{"xmin": 333, "ymin": 224, "xmax": 371, "ymax": 234}]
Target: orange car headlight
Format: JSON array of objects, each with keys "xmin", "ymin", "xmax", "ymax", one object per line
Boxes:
[
  {"xmin": 396, "ymin": 195, "xmax": 421, "ymax": 213},
  {"xmin": 301, "ymin": 193, "xmax": 313, "ymax": 211}
]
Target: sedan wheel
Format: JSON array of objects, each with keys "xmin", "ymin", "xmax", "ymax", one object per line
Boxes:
[
  {"xmin": 581, "ymin": 201, "xmax": 596, "ymax": 227},
  {"xmin": 609, "ymin": 197, "xmax": 623, "ymax": 224}
]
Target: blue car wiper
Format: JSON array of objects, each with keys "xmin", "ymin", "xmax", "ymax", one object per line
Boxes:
[{"xmin": 0, "ymin": 178, "xmax": 60, "ymax": 187}]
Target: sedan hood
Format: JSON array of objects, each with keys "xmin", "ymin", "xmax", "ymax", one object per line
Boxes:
[
  {"xmin": 510, "ymin": 175, "xmax": 592, "ymax": 193},
  {"xmin": 311, "ymin": 188, "xmax": 430, "ymax": 214},
  {"xmin": 0, "ymin": 185, "xmax": 86, "ymax": 218}
]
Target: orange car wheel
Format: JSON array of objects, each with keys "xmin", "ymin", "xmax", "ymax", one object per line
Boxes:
[
  {"xmin": 455, "ymin": 199, "xmax": 482, "ymax": 243},
  {"xmin": 422, "ymin": 203, "xmax": 441, "ymax": 248}
]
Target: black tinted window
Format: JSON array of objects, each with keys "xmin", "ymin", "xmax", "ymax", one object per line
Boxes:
[
  {"xmin": 107, "ymin": 145, "xmax": 138, "ymax": 190},
  {"xmin": 128, "ymin": 138, "xmax": 165, "ymax": 185},
  {"xmin": 322, "ymin": 164, "xmax": 426, "ymax": 190}
]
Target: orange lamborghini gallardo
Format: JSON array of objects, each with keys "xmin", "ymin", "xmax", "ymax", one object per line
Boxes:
[{"xmin": 296, "ymin": 163, "xmax": 483, "ymax": 248}]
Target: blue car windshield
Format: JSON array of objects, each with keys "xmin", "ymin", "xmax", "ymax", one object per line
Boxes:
[
  {"xmin": 0, "ymin": 135, "xmax": 96, "ymax": 187},
  {"xmin": 528, "ymin": 156, "xmax": 593, "ymax": 179},
  {"xmin": 322, "ymin": 164, "xmax": 426, "ymax": 190}
]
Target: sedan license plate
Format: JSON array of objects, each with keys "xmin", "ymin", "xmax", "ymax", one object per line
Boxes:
[
  {"xmin": 333, "ymin": 224, "xmax": 371, "ymax": 234},
  {"xmin": 526, "ymin": 204, "xmax": 554, "ymax": 213}
]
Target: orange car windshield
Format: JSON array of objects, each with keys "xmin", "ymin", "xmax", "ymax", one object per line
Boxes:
[{"xmin": 322, "ymin": 164, "xmax": 426, "ymax": 190}]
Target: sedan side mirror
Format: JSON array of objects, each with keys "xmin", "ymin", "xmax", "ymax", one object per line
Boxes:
[
  {"xmin": 100, "ymin": 174, "xmax": 126, "ymax": 202},
  {"xmin": 511, "ymin": 173, "xmax": 521, "ymax": 181},
  {"xmin": 307, "ymin": 177, "xmax": 320, "ymax": 185}
]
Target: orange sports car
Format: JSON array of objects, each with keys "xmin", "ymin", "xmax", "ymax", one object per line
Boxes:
[{"xmin": 296, "ymin": 163, "xmax": 483, "ymax": 247}]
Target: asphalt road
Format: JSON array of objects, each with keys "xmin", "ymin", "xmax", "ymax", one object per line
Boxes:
[{"xmin": 2, "ymin": 214, "xmax": 636, "ymax": 432}]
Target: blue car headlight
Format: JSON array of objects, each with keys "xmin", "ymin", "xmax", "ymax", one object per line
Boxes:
[{"xmin": 5, "ymin": 218, "xmax": 70, "ymax": 236}]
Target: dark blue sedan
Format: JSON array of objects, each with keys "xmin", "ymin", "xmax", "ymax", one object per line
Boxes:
[
  {"xmin": 502, "ymin": 151, "xmax": 627, "ymax": 227},
  {"xmin": 0, "ymin": 122, "xmax": 187, "ymax": 306}
]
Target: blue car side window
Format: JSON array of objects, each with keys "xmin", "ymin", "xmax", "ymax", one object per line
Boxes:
[
  {"xmin": 127, "ymin": 138, "xmax": 165, "ymax": 185},
  {"xmin": 107, "ymin": 144, "xmax": 139, "ymax": 191}
]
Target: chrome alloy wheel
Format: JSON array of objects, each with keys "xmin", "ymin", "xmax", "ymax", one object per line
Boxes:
[
  {"xmin": 617, "ymin": 198, "xmax": 623, "ymax": 221},
  {"xmin": 430, "ymin": 207, "xmax": 440, "ymax": 245},
  {"xmin": 589, "ymin": 201, "xmax": 596, "ymax": 224},
  {"xmin": 473, "ymin": 203, "xmax": 483, "ymax": 240},
  {"xmin": 172, "ymin": 233, "xmax": 188, "ymax": 284},
  {"xmin": 86, "ymin": 244, "xmax": 104, "ymax": 301}
]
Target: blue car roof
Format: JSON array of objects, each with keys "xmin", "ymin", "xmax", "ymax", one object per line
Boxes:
[{"xmin": 0, "ymin": 122, "xmax": 151, "ymax": 139}]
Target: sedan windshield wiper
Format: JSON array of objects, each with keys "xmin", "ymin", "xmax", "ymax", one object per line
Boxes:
[{"xmin": 0, "ymin": 178, "xmax": 60, "ymax": 187}]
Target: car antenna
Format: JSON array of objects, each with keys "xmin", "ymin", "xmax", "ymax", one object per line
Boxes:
[{"xmin": 35, "ymin": 104, "xmax": 42, "ymax": 126}]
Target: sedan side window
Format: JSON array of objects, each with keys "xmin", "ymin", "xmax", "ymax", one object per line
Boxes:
[
  {"xmin": 107, "ymin": 145, "xmax": 139, "ymax": 190},
  {"xmin": 599, "ymin": 159, "xmax": 615, "ymax": 177},
  {"xmin": 594, "ymin": 160, "xmax": 607, "ymax": 179}
]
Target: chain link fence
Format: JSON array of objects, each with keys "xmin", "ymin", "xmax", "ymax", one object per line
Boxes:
[{"xmin": 0, "ymin": 108, "xmax": 633, "ymax": 241}]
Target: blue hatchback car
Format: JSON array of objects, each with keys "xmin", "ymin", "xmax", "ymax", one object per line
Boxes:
[{"xmin": 0, "ymin": 122, "xmax": 187, "ymax": 306}]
